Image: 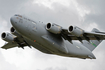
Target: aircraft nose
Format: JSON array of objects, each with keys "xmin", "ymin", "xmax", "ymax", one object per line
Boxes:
[
  {"xmin": 10, "ymin": 16, "xmax": 17, "ymax": 27},
  {"xmin": 10, "ymin": 16, "xmax": 15, "ymax": 25}
]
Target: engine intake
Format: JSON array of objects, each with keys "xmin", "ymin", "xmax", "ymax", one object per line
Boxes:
[
  {"xmin": 1, "ymin": 32, "xmax": 15, "ymax": 42},
  {"xmin": 68, "ymin": 26, "xmax": 84, "ymax": 37},
  {"xmin": 10, "ymin": 27, "xmax": 21, "ymax": 37},
  {"xmin": 2, "ymin": 32, "xmax": 6, "ymax": 39},
  {"xmin": 46, "ymin": 23, "xmax": 62, "ymax": 34},
  {"xmin": 11, "ymin": 27, "xmax": 15, "ymax": 33}
]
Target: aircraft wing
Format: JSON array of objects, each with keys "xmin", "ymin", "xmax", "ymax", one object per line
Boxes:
[
  {"xmin": 61, "ymin": 28, "xmax": 105, "ymax": 41},
  {"xmin": 1, "ymin": 42, "xmax": 17, "ymax": 49},
  {"xmin": 1, "ymin": 38, "xmax": 31, "ymax": 49},
  {"xmin": 1, "ymin": 33, "xmax": 31, "ymax": 49}
]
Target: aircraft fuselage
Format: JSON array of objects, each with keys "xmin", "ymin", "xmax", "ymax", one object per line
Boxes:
[{"xmin": 10, "ymin": 14, "xmax": 96, "ymax": 59}]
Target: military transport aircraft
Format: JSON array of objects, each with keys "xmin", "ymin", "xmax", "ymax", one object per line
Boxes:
[{"xmin": 1, "ymin": 14, "xmax": 105, "ymax": 59}]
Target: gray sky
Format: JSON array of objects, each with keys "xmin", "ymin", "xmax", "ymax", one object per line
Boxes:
[{"xmin": 0, "ymin": 0, "xmax": 105, "ymax": 70}]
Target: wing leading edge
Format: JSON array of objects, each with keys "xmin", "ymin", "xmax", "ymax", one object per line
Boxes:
[{"xmin": 61, "ymin": 28, "xmax": 105, "ymax": 41}]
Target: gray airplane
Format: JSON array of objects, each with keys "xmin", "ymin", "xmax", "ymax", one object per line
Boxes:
[{"xmin": 1, "ymin": 14, "xmax": 105, "ymax": 59}]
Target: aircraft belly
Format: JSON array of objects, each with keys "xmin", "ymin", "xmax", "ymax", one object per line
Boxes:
[{"xmin": 23, "ymin": 37, "xmax": 52, "ymax": 54}]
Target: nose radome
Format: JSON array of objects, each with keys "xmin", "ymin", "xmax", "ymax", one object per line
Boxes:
[
  {"xmin": 10, "ymin": 16, "xmax": 17, "ymax": 27},
  {"xmin": 10, "ymin": 16, "xmax": 15, "ymax": 25}
]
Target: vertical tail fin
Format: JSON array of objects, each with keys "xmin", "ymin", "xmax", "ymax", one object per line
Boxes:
[{"xmin": 82, "ymin": 28, "xmax": 102, "ymax": 51}]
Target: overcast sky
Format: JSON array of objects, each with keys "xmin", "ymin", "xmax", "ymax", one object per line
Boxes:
[{"xmin": 0, "ymin": 0, "xmax": 105, "ymax": 70}]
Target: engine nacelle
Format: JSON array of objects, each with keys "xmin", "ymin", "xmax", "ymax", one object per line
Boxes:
[
  {"xmin": 1, "ymin": 32, "xmax": 15, "ymax": 42},
  {"xmin": 68, "ymin": 26, "xmax": 84, "ymax": 37},
  {"xmin": 46, "ymin": 23, "xmax": 62, "ymax": 34},
  {"xmin": 10, "ymin": 27, "xmax": 21, "ymax": 37}
]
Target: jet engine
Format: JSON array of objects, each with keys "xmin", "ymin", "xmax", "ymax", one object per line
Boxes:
[
  {"xmin": 10, "ymin": 27, "xmax": 21, "ymax": 37},
  {"xmin": 68, "ymin": 26, "xmax": 84, "ymax": 37},
  {"xmin": 46, "ymin": 23, "xmax": 62, "ymax": 34},
  {"xmin": 1, "ymin": 32, "xmax": 15, "ymax": 42}
]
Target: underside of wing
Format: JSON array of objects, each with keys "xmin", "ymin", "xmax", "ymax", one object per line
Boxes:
[
  {"xmin": 1, "ymin": 29, "xmax": 31, "ymax": 49},
  {"xmin": 1, "ymin": 42, "xmax": 17, "ymax": 49},
  {"xmin": 61, "ymin": 28, "xmax": 105, "ymax": 41}
]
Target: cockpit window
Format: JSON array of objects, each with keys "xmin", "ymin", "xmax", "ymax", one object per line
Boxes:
[
  {"xmin": 14, "ymin": 14, "xmax": 19, "ymax": 16},
  {"xmin": 14, "ymin": 14, "xmax": 22, "ymax": 17}
]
